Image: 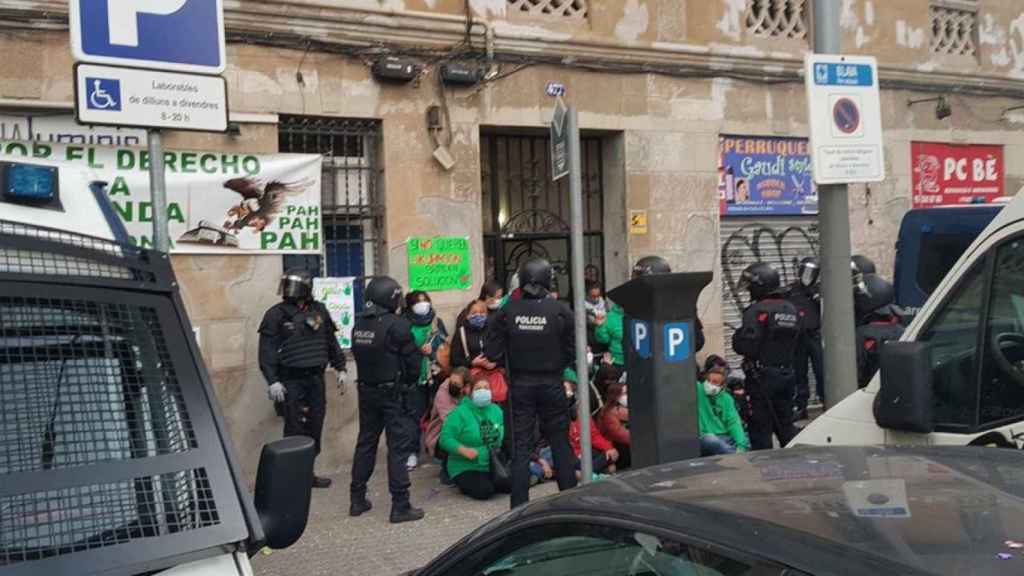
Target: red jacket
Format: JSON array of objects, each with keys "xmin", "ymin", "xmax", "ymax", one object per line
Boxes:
[
  {"xmin": 597, "ymin": 405, "xmax": 630, "ymax": 447},
  {"xmin": 569, "ymin": 418, "xmax": 613, "ymax": 456}
]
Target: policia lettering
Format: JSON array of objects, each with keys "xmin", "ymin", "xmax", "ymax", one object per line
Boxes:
[
  {"xmin": 258, "ymin": 269, "xmax": 347, "ymax": 489},
  {"xmin": 349, "ymin": 276, "xmax": 426, "ymax": 524},
  {"xmin": 731, "ymin": 262, "xmax": 802, "ymax": 451},
  {"xmin": 485, "ymin": 257, "xmax": 578, "ymax": 510}
]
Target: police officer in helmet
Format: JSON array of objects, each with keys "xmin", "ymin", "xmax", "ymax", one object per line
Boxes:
[
  {"xmin": 732, "ymin": 262, "xmax": 802, "ymax": 450},
  {"xmin": 485, "ymin": 257, "xmax": 577, "ymax": 509},
  {"xmin": 349, "ymin": 276, "xmax": 425, "ymax": 524},
  {"xmin": 851, "ymin": 254, "xmax": 877, "ymax": 302},
  {"xmin": 631, "ymin": 256, "xmax": 706, "ymax": 352},
  {"xmin": 259, "ymin": 268, "xmax": 347, "ymax": 489},
  {"xmin": 787, "ymin": 256, "xmax": 825, "ymax": 418},
  {"xmin": 854, "ymin": 274, "xmax": 905, "ymax": 388}
]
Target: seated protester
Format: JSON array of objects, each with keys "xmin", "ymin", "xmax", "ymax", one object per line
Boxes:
[
  {"xmin": 594, "ymin": 301, "xmax": 625, "ymax": 368},
  {"xmin": 450, "ymin": 300, "xmax": 490, "ymax": 370},
  {"xmin": 593, "ymin": 363, "xmax": 622, "ymax": 400},
  {"xmin": 726, "ymin": 369, "xmax": 754, "ymax": 430},
  {"xmin": 597, "ymin": 383, "xmax": 630, "ymax": 469},
  {"xmin": 425, "ymin": 367, "xmax": 470, "ymax": 485},
  {"xmin": 697, "ymin": 366, "xmax": 750, "ymax": 456},
  {"xmin": 439, "ymin": 378, "xmax": 506, "ymax": 500},
  {"xmin": 527, "ymin": 432, "xmax": 553, "ymax": 486},
  {"xmin": 456, "ymin": 281, "xmax": 504, "ymax": 328},
  {"xmin": 565, "ymin": 378, "xmax": 619, "ymax": 479},
  {"xmin": 584, "ymin": 282, "xmax": 608, "ymax": 353},
  {"xmin": 404, "ymin": 290, "xmax": 449, "ymax": 471}
]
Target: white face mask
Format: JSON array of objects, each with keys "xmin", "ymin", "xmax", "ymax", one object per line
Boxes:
[
  {"xmin": 487, "ymin": 300, "xmax": 500, "ymax": 310},
  {"xmin": 703, "ymin": 381, "xmax": 723, "ymax": 397},
  {"xmin": 586, "ymin": 351, "xmax": 594, "ymax": 365},
  {"xmin": 619, "ymin": 395, "xmax": 628, "ymax": 407},
  {"xmin": 412, "ymin": 302, "xmax": 431, "ymax": 316}
]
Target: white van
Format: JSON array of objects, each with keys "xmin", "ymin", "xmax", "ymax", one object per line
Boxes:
[
  {"xmin": 793, "ymin": 190, "xmax": 1024, "ymax": 449},
  {"xmin": 1, "ymin": 159, "xmax": 313, "ymax": 576}
]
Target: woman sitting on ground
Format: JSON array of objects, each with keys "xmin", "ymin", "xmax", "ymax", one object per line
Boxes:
[
  {"xmin": 597, "ymin": 382, "xmax": 630, "ymax": 469},
  {"xmin": 697, "ymin": 366, "xmax": 750, "ymax": 455},
  {"xmin": 439, "ymin": 377, "xmax": 506, "ymax": 500},
  {"xmin": 424, "ymin": 367, "xmax": 470, "ymax": 485}
]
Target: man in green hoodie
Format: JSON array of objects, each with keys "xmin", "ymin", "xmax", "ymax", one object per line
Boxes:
[
  {"xmin": 697, "ymin": 366, "xmax": 749, "ymax": 455},
  {"xmin": 440, "ymin": 378, "xmax": 506, "ymax": 500},
  {"xmin": 593, "ymin": 302, "xmax": 624, "ymax": 367}
]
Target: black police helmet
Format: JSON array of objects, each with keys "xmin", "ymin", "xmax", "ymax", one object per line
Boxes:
[
  {"xmin": 854, "ymin": 273, "xmax": 895, "ymax": 320},
  {"xmin": 366, "ymin": 276, "xmax": 403, "ymax": 311},
  {"xmin": 632, "ymin": 255, "xmax": 672, "ymax": 279},
  {"xmin": 739, "ymin": 262, "xmax": 781, "ymax": 300},
  {"xmin": 279, "ymin": 268, "xmax": 314, "ymax": 301},
  {"xmin": 851, "ymin": 255, "xmax": 877, "ymax": 276},
  {"xmin": 797, "ymin": 256, "xmax": 820, "ymax": 288},
  {"xmin": 519, "ymin": 257, "xmax": 553, "ymax": 298}
]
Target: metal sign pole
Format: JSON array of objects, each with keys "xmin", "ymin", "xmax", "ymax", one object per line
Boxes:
[
  {"xmin": 813, "ymin": 0, "xmax": 859, "ymax": 407},
  {"xmin": 567, "ymin": 106, "xmax": 593, "ymax": 483},
  {"xmin": 148, "ymin": 129, "xmax": 170, "ymax": 253}
]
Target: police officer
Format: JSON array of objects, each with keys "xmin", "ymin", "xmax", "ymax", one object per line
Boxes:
[
  {"xmin": 259, "ymin": 268, "xmax": 347, "ymax": 489},
  {"xmin": 485, "ymin": 257, "xmax": 576, "ymax": 509},
  {"xmin": 732, "ymin": 263, "xmax": 802, "ymax": 450},
  {"xmin": 787, "ymin": 256, "xmax": 824, "ymax": 418},
  {"xmin": 854, "ymin": 274, "xmax": 905, "ymax": 388},
  {"xmin": 632, "ymin": 256, "xmax": 705, "ymax": 352},
  {"xmin": 348, "ymin": 276, "xmax": 425, "ymax": 524}
]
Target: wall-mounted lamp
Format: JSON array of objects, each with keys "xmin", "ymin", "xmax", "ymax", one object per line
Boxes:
[{"xmin": 908, "ymin": 96, "xmax": 952, "ymax": 120}]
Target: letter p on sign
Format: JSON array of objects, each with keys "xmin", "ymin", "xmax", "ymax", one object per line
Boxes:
[
  {"xmin": 630, "ymin": 319, "xmax": 651, "ymax": 360},
  {"xmin": 108, "ymin": 0, "xmax": 189, "ymax": 47},
  {"xmin": 664, "ymin": 322, "xmax": 691, "ymax": 364}
]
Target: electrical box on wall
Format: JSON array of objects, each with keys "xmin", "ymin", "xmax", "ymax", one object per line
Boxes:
[
  {"xmin": 372, "ymin": 57, "xmax": 421, "ymax": 83},
  {"xmin": 440, "ymin": 63, "xmax": 484, "ymax": 86}
]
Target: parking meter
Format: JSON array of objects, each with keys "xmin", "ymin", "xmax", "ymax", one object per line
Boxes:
[{"xmin": 607, "ymin": 272, "xmax": 712, "ymax": 467}]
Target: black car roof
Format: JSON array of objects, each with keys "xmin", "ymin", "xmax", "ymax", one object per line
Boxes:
[{"xmin": 477, "ymin": 446, "xmax": 1024, "ymax": 576}]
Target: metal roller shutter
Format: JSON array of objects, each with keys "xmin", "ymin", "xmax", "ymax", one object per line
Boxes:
[{"xmin": 719, "ymin": 216, "xmax": 820, "ymax": 387}]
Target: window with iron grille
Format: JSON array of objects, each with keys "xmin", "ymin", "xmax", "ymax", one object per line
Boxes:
[
  {"xmin": 278, "ymin": 116, "xmax": 383, "ymax": 307},
  {"xmin": 507, "ymin": 0, "xmax": 588, "ymax": 19},
  {"xmin": 930, "ymin": 0, "xmax": 979, "ymax": 57},
  {"xmin": 745, "ymin": 0, "xmax": 808, "ymax": 40}
]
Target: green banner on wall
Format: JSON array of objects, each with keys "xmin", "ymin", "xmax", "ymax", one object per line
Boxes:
[{"xmin": 407, "ymin": 236, "xmax": 472, "ymax": 292}]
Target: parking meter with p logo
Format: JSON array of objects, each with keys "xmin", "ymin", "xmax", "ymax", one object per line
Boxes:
[{"xmin": 609, "ymin": 272, "xmax": 712, "ymax": 467}]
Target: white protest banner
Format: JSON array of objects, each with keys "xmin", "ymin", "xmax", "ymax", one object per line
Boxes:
[
  {"xmin": 313, "ymin": 277, "xmax": 356, "ymax": 349},
  {"xmin": 0, "ymin": 139, "xmax": 322, "ymax": 254}
]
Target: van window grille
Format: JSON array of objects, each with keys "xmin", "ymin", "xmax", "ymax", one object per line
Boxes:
[{"xmin": 0, "ymin": 297, "xmax": 196, "ymax": 476}]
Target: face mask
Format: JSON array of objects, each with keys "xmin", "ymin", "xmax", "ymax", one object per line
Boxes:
[
  {"xmin": 412, "ymin": 302, "xmax": 432, "ymax": 316},
  {"xmin": 487, "ymin": 300, "xmax": 500, "ymax": 311},
  {"xmin": 472, "ymin": 388, "xmax": 492, "ymax": 408},
  {"xmin": 448, "ymin": 383, "xmax": 464, "ymax": 398},
  {"xmin": 703, "ymin": 381, "xmax": 723, "ymax": 397},
  {"xmin": 619, "ymin": 395, "xmax": 628, "ymax": 407},
  {"xmin": 468, "ymin": 315, "xmax": 487, "ymax": 329},
  {"xmin": 586, "ymin": 351, "xmax": 594, "ymax": 365}
]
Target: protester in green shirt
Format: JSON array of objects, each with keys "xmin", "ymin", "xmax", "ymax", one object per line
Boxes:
[
  {"xmin": 697, "ymin": 366, "xmax": 749, "ymax": 455},
  {"xmin": 403, "ymin": 291, "xmax": 448, "ymax": 471},
  {"xmin": 594, "ymin": 302, "xmax": 624, "ymax": 367},
  {"xmin": 440, "ymin": 378, "xmax": 506, "ymax": 500}
]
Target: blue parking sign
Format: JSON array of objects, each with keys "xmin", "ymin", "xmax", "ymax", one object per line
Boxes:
[
  {"xmin": 71, "ymin": 0, "xmax": 226, "ymax": 74},
  {"xmin": 630, "ymin": 319, "xmax": 652, "ymax": 360},
  {"xmin": 663, "ymin": 322, "xmax": 691, "ymax": 364}
]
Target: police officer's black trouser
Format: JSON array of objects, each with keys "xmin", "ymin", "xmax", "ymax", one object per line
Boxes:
[
  {"xmin": 400, "ymin": 385, "xmax": 430, "ymax": 459},
  {"xmin": 747, "ymin": 366, "xmax": 798, "ymax": 451},
  {"xmin": 794, "ymin": 331, "xmax": 825, "ymax": 411},
  {"xmin": 281, "ymin": 368, "xmax": 326, "ymax": 456},
  {"xmin": 510, "ymin": 374, "xmax": 576, "ymax": 509},
  {"xmin": 350, "ymin": 384, "xmax": 413, "ymax": 506}
]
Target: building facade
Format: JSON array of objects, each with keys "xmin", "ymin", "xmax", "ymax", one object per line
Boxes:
[{"xmin": 3, "ymin": 0, "xmax": 1024, "ymax": 477}]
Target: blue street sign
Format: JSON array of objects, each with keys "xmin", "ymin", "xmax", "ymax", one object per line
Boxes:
[
  {"xmin": 663, "ymin": 322, "xmax": 691, "ymax": 364},
  {"xmin": 70, "ymin": 0, "xmax": 226, "ymax": 74},
  {"xmin": 630, "ymin": 319, "xmax": 652, "ymax": 360},
  {"xmin": 812, "ymin": 62, "xmax": 874, "ymax": 87}
]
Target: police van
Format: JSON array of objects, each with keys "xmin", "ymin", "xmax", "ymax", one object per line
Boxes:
[
  {"xmin": 794, "ymin": 189, "xmax": 1024, "ymax": 450},
  {"xmin": 0, "ymin": 159, "xmax": 314, "ymax": 576}
]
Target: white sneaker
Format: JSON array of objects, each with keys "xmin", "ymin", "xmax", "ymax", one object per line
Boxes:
[{"xmin": 406, "ymin": 454, "xmax": 418, "ymax": 471}]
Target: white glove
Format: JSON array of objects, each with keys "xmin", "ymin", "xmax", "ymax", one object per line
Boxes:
[
  {"xmin": 268, "ymin": 382, "xmax": 286, "ymax": 403},
  {"xmin": 336, "ymin": 371, "xmax": 349, "ymax": 396}
]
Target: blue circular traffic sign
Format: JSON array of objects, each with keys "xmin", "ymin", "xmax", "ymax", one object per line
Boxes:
[{"xmin": 833, "ymin": 97, "xmax": 861, "ymax": 134}]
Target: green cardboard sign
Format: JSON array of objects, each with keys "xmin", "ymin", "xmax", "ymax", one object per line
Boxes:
[{"xmin": 407, "ymin": 236, "xmax": 471, "ymax": 292}]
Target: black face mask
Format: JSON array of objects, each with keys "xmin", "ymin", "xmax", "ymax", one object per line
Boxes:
[
  {"xmin": 449, "ymin": 383, "xmax": 464, "ymax": 398},
  {"xmin": 567, "ymin": 395, "xmax": 578, "ymax": 420}
]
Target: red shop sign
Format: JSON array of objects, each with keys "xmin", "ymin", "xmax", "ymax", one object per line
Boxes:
[{"xmin": 911, "ymin": 142, "xmax": 1004, "ymax": 208}]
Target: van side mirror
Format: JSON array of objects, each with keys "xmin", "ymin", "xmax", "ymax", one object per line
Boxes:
[
  {"xmin": 874, "ymin": 341, "xmax": 934, "ymax": 434},
  {"xmin": 254, "ymin": 437, "xmax": 315, "ymax": 549}
]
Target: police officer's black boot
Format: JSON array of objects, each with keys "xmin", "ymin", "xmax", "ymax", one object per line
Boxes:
[
  {"xmin": 389, "ymin": 501, "xmax": 425, "ymax": 524},
  {"xmin": 349, "ymin": 493, "xmax": 372, "ymax": 517},
  {"xmin": 312, "ymin": 475, "xmax": 332, "ymax": 489}
]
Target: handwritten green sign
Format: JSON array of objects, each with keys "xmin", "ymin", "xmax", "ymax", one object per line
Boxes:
[{"xmin": 407, "ymin": 236, "xmax": 472, "ymax": 292}]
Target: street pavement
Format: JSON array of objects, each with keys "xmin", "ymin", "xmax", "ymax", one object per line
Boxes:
[{"xmin": 251, "ymin": 457, "xmax": 557, "ymax": 576}]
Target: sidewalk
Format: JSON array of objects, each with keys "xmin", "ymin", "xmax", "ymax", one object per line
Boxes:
[{"xmin": 251, "ymin": 457, "xmax": 557, "ymax": 576}]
